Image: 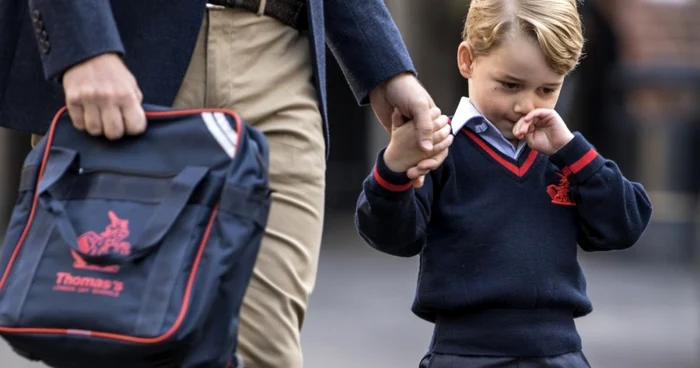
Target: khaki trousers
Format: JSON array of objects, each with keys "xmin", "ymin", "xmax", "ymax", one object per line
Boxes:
[
  {"xmin": 175, "ymin": 8, "xmax": 326, "ymax": 368},
  {"xmin": 34, "ymin": 7, "xmax": 326, "ymax": 368}
]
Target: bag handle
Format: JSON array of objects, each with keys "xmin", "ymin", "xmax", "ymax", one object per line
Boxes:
[{"xmin": 37, "ymin": 147, "xmax": 210, "ymax": 266}]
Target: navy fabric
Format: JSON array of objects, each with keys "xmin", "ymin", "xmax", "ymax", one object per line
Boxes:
[
  {"xmin": 0, "ymin": 0, "xmax": 416, "ymax": 158},
  {"xmin": 419, "ymin": 350, "xmax": 591, "ymax": 368},
  {"xmin": 0, "ymin": 105, "xmax": 271, "ymax": 368},
  {"xmin": 355, "ymin": 128, "xmax": 653, "ymax": 357}
]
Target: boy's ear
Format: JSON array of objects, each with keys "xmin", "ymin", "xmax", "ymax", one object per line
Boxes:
[{"xmin": 458, "ymin": 41, "xmax": 475, "ymax": 79}]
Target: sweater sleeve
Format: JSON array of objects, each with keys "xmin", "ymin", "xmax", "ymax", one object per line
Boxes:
[
  {"xmin": 354, "ymin": 149, "xmax": 447, "ymax": 257},
  {"xmin": 549, "ymin": 133, "xmax": 653, "ymax": 251}
]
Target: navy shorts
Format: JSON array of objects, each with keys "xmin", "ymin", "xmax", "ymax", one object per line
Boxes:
[{"xmin": 419, "ymin": 351, "xmax": 592, "ymax": 368}]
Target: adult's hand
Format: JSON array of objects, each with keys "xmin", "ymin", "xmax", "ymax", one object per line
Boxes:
[
  {"xmin": 62, "ymin": 53, "xmax": 146, "ymax": 140},
  {"xmin": 369, "ymin": 73, "xmax": 436, "ymax": 152}
]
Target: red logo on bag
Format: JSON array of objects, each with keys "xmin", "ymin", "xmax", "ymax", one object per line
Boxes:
[
  {"xmin": 71, "ymin": 211, "xmax": 131, "ymax": 273},
  {"xmin": 53, "ymin": 272, "xmax": 124, "ymax": 298},
  {"xmin": 546, "ymin": 172, "xmax": 576, "ymax": 206},
  {"xmin": 53, "ymin": 211, "xmax": 130, "ymax": 297}
]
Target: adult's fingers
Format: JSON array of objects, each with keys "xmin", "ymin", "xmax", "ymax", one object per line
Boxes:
[
  {"xmin": 66, "ymin": 102, "xmax": 86, "ymax": 131},
  {"xmin": 409, "ymin": 100, "xmax": 435, "ymax": 152},
  {"xmin": 122, "ymin": 100, "xmax": 147, "ymax": 135},
  {"xmin": 100, "ymin": 104, "xmax": 125, "ymax": 140},
  {"xmin": 83, "ymin": 103, "xmax": 103, "ymax": 136},
  {"xmin": 390, "ymin": 107, "xmax": 404, "ymax": 130}
]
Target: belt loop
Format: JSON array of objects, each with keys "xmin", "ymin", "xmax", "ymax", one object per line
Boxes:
[{"xmin": 257, "ymin": 0, "xmax": 266, "ymax": 15}]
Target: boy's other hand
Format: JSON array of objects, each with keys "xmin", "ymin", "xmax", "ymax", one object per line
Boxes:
[
  {"xmin": 384, "ymin": 107, "xmax": 453, "ymax": 174},
  {"xmin": 62, "ymin": 53, "xmax": 147, "ymax": 140},
  {"xmin": 512, "ymin": 108, "xmax": 575, "ymax": 155}
]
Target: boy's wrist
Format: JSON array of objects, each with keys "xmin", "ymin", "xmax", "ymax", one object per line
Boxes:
[
  {"xmin": 373, "ymin": 148, "xmax": 413, "ymax": 194},
  {"xmin": 550, "ymin": 133, "xmax": 605, "ymax": 183},
  {"xmin": 383, "ymin": 145, "xmax": 410, "ymax": 173},
  {"xmin": 551, "ymin": 131, "xmax": 576, "ymax": 154}
]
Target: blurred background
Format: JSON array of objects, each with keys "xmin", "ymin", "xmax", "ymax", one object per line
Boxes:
[{"xmin": 1, "ymin": 0, "xmax": 699, "ymax": 367}]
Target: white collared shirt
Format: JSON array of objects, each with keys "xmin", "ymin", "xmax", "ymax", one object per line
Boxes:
[{"xmin": 450, "ymin": 97, "xmax": 527, "ymax": 159}]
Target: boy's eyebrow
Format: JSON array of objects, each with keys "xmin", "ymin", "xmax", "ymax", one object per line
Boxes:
[
  {"xmin": 502, "ymin": 74, "xmax": 526, "ymax": 82},
  {"xmin": 542, "ymin": 81, "xmax": 563, "ymax": 87},
  {"xmin": 502, "ymin": 74, "xmax": 562, "ymax": 87}
]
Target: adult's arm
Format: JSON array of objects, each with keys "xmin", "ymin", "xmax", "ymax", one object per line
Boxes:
[
  {"xmin": 324, "ymin": 0, "xmax": 415, "ymax": 105},
  {"xmin": 28, "ymin": 0, "xmax": 125, "ymax": 81},
  {"xmin": 0, "ymin": 0, "xmax": 22, "ymax": 102},
  {"xmin": 325, "ymin": 0, "xmax": 438, "ymax": 174},
  {"xmin": 28, "ymin": 0, "xmax": 145, "ymax": 140}
]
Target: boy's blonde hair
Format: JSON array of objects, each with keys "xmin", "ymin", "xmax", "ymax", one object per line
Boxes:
[{"xmin": 462, "ymin": 0, "xmax": 584, "ymax": 75}]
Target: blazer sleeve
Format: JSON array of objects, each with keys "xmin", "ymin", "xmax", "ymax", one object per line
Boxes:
[
  {"xmin": 324, "ymin": 0, "xmax": 416, "ymax": 105},
  {"xmin": 0, "ymin": 0, "xmax": 22, "ymax": 100},
  {"xmin": 28, "ymin": 0, "xmax": 125, "ymax": 81}
]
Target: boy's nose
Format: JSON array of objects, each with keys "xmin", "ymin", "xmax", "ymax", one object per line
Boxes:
[{"xmin": 514, "ymin": 98, "xmax": 535, "ymax": 116}]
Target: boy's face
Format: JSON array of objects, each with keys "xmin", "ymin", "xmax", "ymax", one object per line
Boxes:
[{"xmin": 457, "ymin": 32, "xmax": 567, "ymax": 143}]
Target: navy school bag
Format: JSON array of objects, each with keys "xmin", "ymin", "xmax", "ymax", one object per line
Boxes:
[{"xmin": 0, "ymin": 105, "xmax": 271, "ymax": 368}]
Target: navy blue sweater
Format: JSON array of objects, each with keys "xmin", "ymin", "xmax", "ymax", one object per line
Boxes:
[{"xmin": 355, "ymin": 128, "xmax": 652, "ymax": 357}]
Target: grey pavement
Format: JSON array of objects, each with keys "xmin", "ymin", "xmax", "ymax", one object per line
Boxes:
[{"xmin": 1, "ymin": 213, "xmax": 698, "ymax": 368}]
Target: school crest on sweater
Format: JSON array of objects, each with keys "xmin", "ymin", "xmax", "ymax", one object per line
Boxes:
[{"xmin": 547, "ymin": 172, "xmax": 576, "ymax": 206}]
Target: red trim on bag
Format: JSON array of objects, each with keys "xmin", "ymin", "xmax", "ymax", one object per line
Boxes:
[{"xmin": 0, "ymin": 106, "xmax": 243, "ymax": 344}]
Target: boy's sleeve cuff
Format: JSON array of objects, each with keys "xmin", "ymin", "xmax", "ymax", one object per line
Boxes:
[
  {"xmin": 371, "ymin": 149, "xmax": 413, "ymax": 193},
  {"xmin": 549, "ymin": 133, "xmax": 606, "ymax": 183}
]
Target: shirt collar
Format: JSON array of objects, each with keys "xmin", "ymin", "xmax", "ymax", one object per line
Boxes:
[
  {"xmin": 450, "ymin": 96, "xmax": 527, "ymax": 155},
  {"xmin": 450, "ymin": 97, "xmax": 484, "ymax": 135},
  {"xmin": 450, "ymin": 96, "xmax": 514, "ymax": 142}
]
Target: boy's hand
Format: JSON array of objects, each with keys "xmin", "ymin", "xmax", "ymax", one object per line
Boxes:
[
  {"xmin": 383, "ymin": 108, "xmax": 453, "ymax": 173},
  {"xmin": 512, "ymin": 108, "xmax": 575, "ymax": 155}
]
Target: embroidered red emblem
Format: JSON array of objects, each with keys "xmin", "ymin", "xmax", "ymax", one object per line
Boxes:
[
  {"xmin": 547, "ymin": 172, "xmax": 576, "ymax": 206},
  {"xmin": 71, "ymin": 210, "xmax": 131, "ymax": 273}
]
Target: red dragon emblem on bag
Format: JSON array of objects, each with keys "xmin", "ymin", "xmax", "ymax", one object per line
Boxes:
[{"xmin": 71, "ymin": 211, "xmax": 132, "ymax": 273}]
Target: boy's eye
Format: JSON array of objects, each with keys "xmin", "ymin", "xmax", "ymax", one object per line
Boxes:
[
  {"xmin": 501, "ymin": 82, "xmax": 519, "ymax": 90},
  {"xmin": 541, "ymin": 88, "xmax": 556, "ymax": 94}
]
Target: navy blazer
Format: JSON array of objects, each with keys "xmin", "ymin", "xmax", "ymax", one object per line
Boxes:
[{"xmin": 0, "ymin": 0, "xmax": 415, "ymax": 154}]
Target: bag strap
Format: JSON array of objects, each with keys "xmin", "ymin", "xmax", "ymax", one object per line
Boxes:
[{"xmin": 37, "ymin": 147, "xmax": 210, "ymax": 266}]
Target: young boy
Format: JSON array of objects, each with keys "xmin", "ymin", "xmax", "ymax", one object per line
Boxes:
[{"xmin": 354, "ymin": 0, "xmax": 653, "ymax": 367}]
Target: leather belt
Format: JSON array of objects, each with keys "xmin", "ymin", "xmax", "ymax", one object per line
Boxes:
[{"xmin": 207, "ymin": 0, "xmax": 308, "ymax": 30}]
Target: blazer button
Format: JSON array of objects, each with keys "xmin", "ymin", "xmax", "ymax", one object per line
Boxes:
[
  {"xmin": 39, "ymin": 40, "xmax": 50, "ymax": 54},
  {"xmin": 31, "ymin": 10, "xmax": 41, "ymax": 22},
  {"xmin": 34, "ymin": 19, "xmax": 44, "ymax": 36}
]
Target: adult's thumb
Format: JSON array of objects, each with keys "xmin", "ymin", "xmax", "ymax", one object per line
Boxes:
[
  {"xmin": 391, "ymin": 108, "xmax": 404, "ymax": 130},
  {"xmin": 414, "ymin": 107, "xmax": 436, "ymax": 151}
]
